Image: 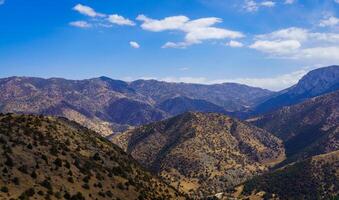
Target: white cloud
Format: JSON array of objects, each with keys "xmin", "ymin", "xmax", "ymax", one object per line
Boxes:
[
  {"xmin": 73, "ymin": 4, "xmax": 104, "ymax": 17},
  {"xmin": 69, "ymin": 21, "xmax": 92, "ymax": 28},
  {"xmin": 261, "ymin": 1, "xmax": 275, "ymax": 7},
  {"xmin": 137, "ymin": 15, "xmax": 189, "ymax": 32},
  {"xmin": 162, "ymin": 42, "xmax": 190, "ymax": 49},
  {"xmin": 72, "ymin": 4, "xmax": 135, "ymax": 28},
  {"xmin": 226, "ymin": 40, "xmax": 244, "ymax": 47},
  {"xmin": 319, "ymin": 16, "xmax": 339, "ymax": 27},
  {"xmin": 129, "ymin": 41, "xmax": 140, "ymax": 48},
  {"xmin": 137, "ymin": 15, "xmax": 244, "ymax": 48},
  {"xmin": 285, "ymin": 0, "xmax": 295, "ymax": 4},
  {"xmin": 0, "ymin": 0, "xmax": 5, "ymax": 5},
  {"xmin": 298, "ymin": 46, "xmax": 339, "ymax": 60},
  {"xmin": 250, "ymin": 27, "xmax": 339, "ymax": 61},
  {"xmin": 249, "ymin": 40, "xmax": 301, "ymax": 54},
  {"xmin": 310, "ymin": 32, "xmax": 339, "ymax": 43},
  {"xmin": 256, "ymin": 27, "xmax": 309, "ymax": 41},
  {"xmin": 243, "ymin": 0, "xmax": 275, "ymax": 12},
  {"xmin": 108, "ymin": 14, "xmax": 135, "ymax": 26}
]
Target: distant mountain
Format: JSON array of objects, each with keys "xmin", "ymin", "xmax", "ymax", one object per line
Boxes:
[
  {"xmin": 0, "ymin": 113, "xmax": 185, "ymax": 200},
  {"xmin": 156, "ymin": 96, "xmax": 227, "ymax": 116},
  {"xmin": 254, "ymin": 65, "xmax": 339, "ymax": 114},
  {"xmin": 235, "ymin": 150, "xmax": 339, "ymax": 200},
  {"xmin": 0, "ymin": 76, "xmax": 273, "ymax": 135},
  {"xmin": 130, "ymin": 80, "xmax": 274, "ymax": 112},
  {"xmin": 250, "ymin": 90, "xmax": 339, "ymax": 163},
  {"xmin": 112, "ymin": 112, "xmax": 285, "ymax": 198}
]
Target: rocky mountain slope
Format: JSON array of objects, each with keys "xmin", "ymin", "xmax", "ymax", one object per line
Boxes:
[
  {"xmin": 0, "ymin": 76, "xmax": 273, "ymax": 136},
  {"xmin": 0, "ymin": 113, "xmax": 185, "ymax": 200},
  {"xmin": 250, "ymin": 90, "xmax": 339, "ymax": 163},
  {"xmin": 254, "ymin": 65, "xmax": 339, "ymax": 114},
  {"xmin": 234, "ymin": 150, "xmax": 339, "ymax": 200},
  {"xmin": 112, "ymin": 112, "xmax": 285, "ymax": 198}
]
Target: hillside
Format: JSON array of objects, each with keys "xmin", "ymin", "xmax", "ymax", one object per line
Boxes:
[
  {"xmin": 0, "ymin": 113, "xmax": 185, "ymax": 200},
  {"xmin": 250, "ymin": 90, "xmax": 339, "ymax": 163},
  {"xmin": 254, "ymin": 65, "xmax": 339, "ymax": 114},
  {"xmin": 0, "ymin": 76, "xmax": 273, "ymax": 136},
  {"xmin": 235, "ymin": 150, "xmax": 339, "ymax": 200},
  {"xmin": 112, "ymin": 112, "xmax": 285, "ymax": 198}
]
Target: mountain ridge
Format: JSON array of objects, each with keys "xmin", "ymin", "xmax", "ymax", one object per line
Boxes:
[
  {"xmin": 0, "ymin": 76, "xmax": 274, "ymax": 136},
  {"xmin": 253, "ymin": 65, "xmax": 339, "ymax": 114},
  {"xmin": 112, "ymin": 112, "xmax": 285, "ymax": 198}
]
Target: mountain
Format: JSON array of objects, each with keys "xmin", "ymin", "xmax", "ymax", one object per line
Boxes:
[
  {"xmin": 156, "ymin": 96, "xmax": 227, "ymax": 116},
  {"xmin": 254, "ymin": 65, "xmax": 339, "ymax": 114},
  {"xmin": 250, "ymin": 90, "xmax": 339, "ymax": 163},
  {"xmin": 0, "ymin": 76, "xmax": 273, "ymax": 136},
  {"xmin": 0, "ymin": 113, "xmax": 185, "ymax": 200},
  {"xmin": 234, "ymin": 150, "xmax": 339, "ymax": 200},
  {"xmin": 112, "ymin": 112, "xmax": 285, "ymax": 198},
  {"xmin": 130, "ymin": 80, "xmax": 274, "ymax": 112}
]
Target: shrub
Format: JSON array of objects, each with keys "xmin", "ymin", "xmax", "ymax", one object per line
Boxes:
[
  {"xmin": 40, "ymin": 179, "xmax": 53, "ymax": 191},
  {"xmin": 70, "ymin": 192, "xmax": 85, "ymax": 200},
  {"xmin": 54, "ymin": 158, "xmax": 63, "ymax": 167},
  {"xmin": 0, "ymin": 186, "xmax": 8, "ymax": 193}
]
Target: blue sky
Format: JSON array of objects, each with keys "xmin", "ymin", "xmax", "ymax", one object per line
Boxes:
[{"xmin": 0, "ymin": 0, "xmax": 338, "ymax": 90}]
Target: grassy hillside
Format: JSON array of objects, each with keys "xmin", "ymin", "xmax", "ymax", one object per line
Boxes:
[
  {"xmin": 0, "ymin": 113, "xmax": 185, "ymax": 200},
  {"xmin": 237, "ymin": 150, "xmax": 339, "ymax": 200}
]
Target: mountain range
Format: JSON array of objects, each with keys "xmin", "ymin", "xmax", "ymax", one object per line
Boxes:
[
  {"xmin": 0, "ymin": 65, "xmax": 338, "ymax": 199},
  {"xmin": 0, "ymin": 75, "xmax": 274, "ymax": 136}
]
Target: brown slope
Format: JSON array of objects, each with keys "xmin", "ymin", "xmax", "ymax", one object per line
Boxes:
[
  {"xmin": 234, "ymin": 150, "xmax": 339, "ymax": 200},
  {"xmin": 112, "ymin": 112, "xmax": 285, "ymax": 198},
  {"xmin": 250, "ymin": 90, "xmax": 339, "ymax": 163},
  {"xmin": 0, "ymin": 76, "xmax": 164, "ymax": 136},
  {"xmin": 0, "ymin": 113, "xmax": 185, "ymax": 200}
]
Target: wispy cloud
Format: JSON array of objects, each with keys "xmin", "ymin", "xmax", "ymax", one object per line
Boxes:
[
  {"xmin": 137, "ymin": 15, "xmax": 244, "ymax": 48},
  {"xmin": 319, "ymin": 16, "xmax": 339, "ymax": 27},
  {"xmin": 129, "ymin": 41, "xmax": 140, "ymax": 48},
  {"xmin": 284, "ymin": 0, "xmax": 295, "ymax": 4},
  {"xmin": 226, "ymin": 40, "xmax": 244, "ymax": 48},
  {"xmin": 69, "ymin": 21, "xmax": 92, "ymax": 28},
  {"xmin": 73, "ymin": 4, "xmax": 105, "ymax": 18},
  {"xmin": 108, "ymin": 14, "xmax": 135, "ymax": 26},
  {"xmin": 71, "ymin": 4, "xmax": 135, "ymax": 28},
  {"xmin": 243, "ymin": 0, "xmax": 276, "ymax": 12}
]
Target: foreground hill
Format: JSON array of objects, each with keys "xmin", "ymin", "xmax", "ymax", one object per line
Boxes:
[
  {"xmin": 235, "ymin": 150, "xmax": 339, "ymax": 200},
  {"xmin": 254, "ymin": 65, "xmax": 339, "ymax": 114},
  {"xmin": 112, "ymin": 112, "xmax": 285, "ymax": 198},
  {"xmin": 0, "ymin": 76, "xmax": 273, "ymax": 135},
  {"xmin": 0, "ymin": 113, "xmax": 184, "ymax": 200},
  {"xmin": 250, "ymin": 90, "xmax": 339, "ymax": 163}
]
